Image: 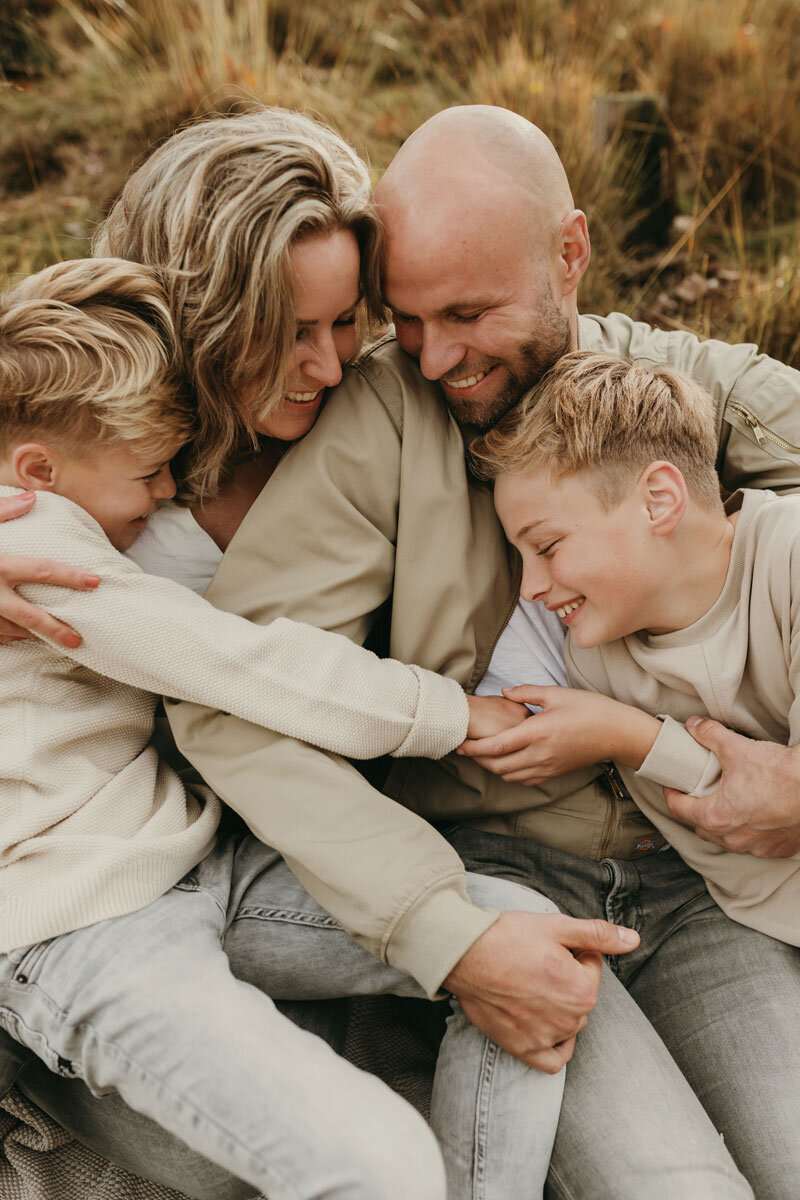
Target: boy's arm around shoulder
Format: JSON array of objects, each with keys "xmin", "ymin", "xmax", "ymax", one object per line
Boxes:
[
  {"xmin": 11, "ymin": 490, "xmax": 467, "ymax": 763},
  {"xmin": 580, "ymin": 312, "xmax": 800, "ymax": 495},
  {"xmin": 167, "ymin": 344, "xmax": 497, "ymax": 995}
]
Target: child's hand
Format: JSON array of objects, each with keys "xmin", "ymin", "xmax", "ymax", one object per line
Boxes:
[
  {"xmin": 465, "ymin": 694, "xmax": 529, "ymax": 740},
  {"xmin": 458, "ymin": 685, "xmax": 660, "ymax": 785}
]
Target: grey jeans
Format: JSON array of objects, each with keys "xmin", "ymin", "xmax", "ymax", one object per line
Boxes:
[
  {"xmin": 446, "ymin": 823, "xmax": 800, "ymax": 1200},
  {"xmin": 3, "ymin": 828, "xmax": 762, "ymax": 1200},
  {"xmin": 0, "ymin": 832, "xmax": 563, "ymax": 1200}
]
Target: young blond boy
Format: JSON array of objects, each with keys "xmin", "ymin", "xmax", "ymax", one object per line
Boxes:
[
  {"xmin": 0, "ymin": 257, "xmax": 555, "ymax": 1200},
  {"xmin": 470, "ymin": 350, "xmax": 800, "ymax": 948}
]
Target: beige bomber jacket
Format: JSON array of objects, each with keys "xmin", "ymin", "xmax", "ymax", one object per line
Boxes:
[{"xmin": 167, "ymin": 312, "xmax": 800, "ymax": 994}]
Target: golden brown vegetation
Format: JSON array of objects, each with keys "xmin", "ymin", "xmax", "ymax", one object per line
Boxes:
[{"xmin": 2, "ymin": 0, "xmax": 799, "ymax": 361}]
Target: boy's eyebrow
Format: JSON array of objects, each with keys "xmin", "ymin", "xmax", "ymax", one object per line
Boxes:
[{"xmin": 514, "ymin": 519, "xmax": 549, "ymax": 541}]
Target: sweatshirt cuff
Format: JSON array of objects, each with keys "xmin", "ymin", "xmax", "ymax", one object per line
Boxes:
[
  {"xmin": 392, "ymin": 669, "xmax": 470, "ymax": 761},
  {"xmin": 383, "ymin": 875, "xmax": 498, "ymax": 999},
  {"xmin": 636, "ymin": 714, "xmax": 721, "ymax": 796}
]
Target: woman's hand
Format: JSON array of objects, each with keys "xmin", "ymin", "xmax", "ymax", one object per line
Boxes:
[
  {"xmin": 466, "ymin": 694, "xmax": 530, "ymax": 740},
  {"xmin": 458, "ymin": 685, "xmax": 660, "ymax": 785},
  {"xmin": 0, "ymin": 494, "xmax": 99, "ymax": 648}
]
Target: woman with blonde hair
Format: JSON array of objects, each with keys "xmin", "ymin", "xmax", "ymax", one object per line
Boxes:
[{"xmin": 0, "ymin": 107, "xmax": 569, "ymax": 1200}]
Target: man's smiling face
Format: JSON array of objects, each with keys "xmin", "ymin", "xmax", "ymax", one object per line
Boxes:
[
  {"xmin": 375, "ymin": 108, "xmax": 587, "ymax": 431},
  {"xmin": 383, "ymin": 215, "xmax": 571, "ymax": 430}
]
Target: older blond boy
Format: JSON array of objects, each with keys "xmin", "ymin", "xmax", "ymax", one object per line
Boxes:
[{"xmin": 471, "ymin": 350, "xmax": 800, "ymax": 947}]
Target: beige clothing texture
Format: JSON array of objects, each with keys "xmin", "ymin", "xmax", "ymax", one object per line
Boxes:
[
  {"xmin": 0, "ymin": 485, "xmax": 469, "ymax": 954},
  {"xmin": 567, "ymin": 488, "xmax": 800, "ymax": 945},
  {"xmin": 168, "ymin": 314, "xmax": 800, "ymax": 992}
]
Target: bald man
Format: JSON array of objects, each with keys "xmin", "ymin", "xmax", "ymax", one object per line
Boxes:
[
  {"xmin": 168, "ymin": 107, "xmax": 800, "ymax": 1197},
  {"xmin": 4, "ymin": 107, "xmax": 800, "ymax": 1198}
]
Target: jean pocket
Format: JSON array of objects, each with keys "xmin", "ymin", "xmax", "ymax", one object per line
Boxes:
[
  {"xmin": 173, "ymin": 870, "xmax": 200, "ymax": 892},
  {"xmin": 6, "ymin": 939, "xmax": 56, "ymax": 984}
]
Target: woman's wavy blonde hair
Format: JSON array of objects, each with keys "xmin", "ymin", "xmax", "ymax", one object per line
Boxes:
[{"xmin": 94, "ymin": 107, "xmax": 385, "ymax": 502}]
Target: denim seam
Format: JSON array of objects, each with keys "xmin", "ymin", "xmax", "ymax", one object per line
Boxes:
[
  {"xmin": 2, "ymin": 992, "xmax": 302, "ymax": 1199},
  {"xmin": 232, "ymin": 905, "xmax": 339, "ymax": 928},
  {"xmin": 545, "ymin": 1158, "xmax": 578, "ymax": 1200},
  {"xmin": 472, "ymin": 1035, "xmax": 498, "ymax": 1200}
]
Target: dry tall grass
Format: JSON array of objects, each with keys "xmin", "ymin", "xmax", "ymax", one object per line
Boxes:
[{"xmin": 2, "ymin": 0, "xmax": 799, "ymax": 361}]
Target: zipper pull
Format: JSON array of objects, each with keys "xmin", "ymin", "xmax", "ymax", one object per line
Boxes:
[{"xmin": 744, "ymin": 412, "xmax": 766, "ymax": 445}]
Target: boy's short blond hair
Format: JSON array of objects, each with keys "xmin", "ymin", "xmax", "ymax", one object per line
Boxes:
[
  {"xmin": 470, "ymin": 350, "xmax": 723, "ymax": 510},
  {"xmin": 0, "ymin": 258, "xmax": 192, "ymax": 462}
]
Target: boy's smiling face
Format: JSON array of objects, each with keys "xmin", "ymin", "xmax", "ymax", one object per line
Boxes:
[
  {"xmin": 54, "ymin": 446, "xmax": 181, "ymax": 551},
  {"xmin": 7, "ymin": 440, "xmax": 183, "ymax": 552},
  {"xmin": 494, "ymin": 467, "xmax": 659, "ymax": 648}
]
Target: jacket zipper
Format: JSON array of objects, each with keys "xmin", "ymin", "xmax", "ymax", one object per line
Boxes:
[
  {"xmin": 728, "ymin": 402, "xmax": 800, "ymax": 454},
  {"xmin": 597, "ymin": 762, "xmax": 627, "ymax": 859}
]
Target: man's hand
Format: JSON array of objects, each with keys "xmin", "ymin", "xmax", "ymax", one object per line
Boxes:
[
  {"xmin": 443, "ymin": 910, "xmax": 639, "ymax": 1073},
  {"xmin": 665, "ymin": 716, "xmax": 800, "ymax": 857},
  {"xmin": 458, "ymin": 685, "xmax": 660, "ymax": 785},
  {"xmin": 466, "ymin": 693, "xmax": 529, "ymax": 739},
  {"xmin": 0, "ymin": 493, "xmax": 99, "ymax": 648}
]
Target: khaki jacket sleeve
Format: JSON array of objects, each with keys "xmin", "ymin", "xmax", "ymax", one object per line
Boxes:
[
  {"xmin": 166, "ymin": 354, "xmax": 497, "ymax": 996},
  {"xmin": 579, "ymin": 312, "xmax": 800, "ymax": 495}
]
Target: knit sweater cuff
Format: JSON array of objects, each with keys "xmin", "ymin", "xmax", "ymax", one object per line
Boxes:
[
  {"xmin": 636, "ymin": 714, "xmax": 722, "ymax": 796},
  {"xmin": 391, "ymin": 670, "xmax": 470, "ymax": 760},
  {"xmin": 383, "ymin": 876, "xmax": 498, "ymax": 999}
]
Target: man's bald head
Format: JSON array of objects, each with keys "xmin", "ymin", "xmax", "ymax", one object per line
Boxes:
[
  {"xmin": 376, "ymin": 105, "xmax": 574, "ymax": 256},
  {"xmin": 375, "ymin": 106, "xmax": 590, "ymax": 430}
]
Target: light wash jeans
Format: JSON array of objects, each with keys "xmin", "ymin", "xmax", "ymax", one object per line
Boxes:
[
  {"xmin": 448, "ymin": 824, "xmax": 800, "ymax": 1200},
  {"xmin": 0, "ymin": 833, "xmax": 563, "ymax": 1200}
]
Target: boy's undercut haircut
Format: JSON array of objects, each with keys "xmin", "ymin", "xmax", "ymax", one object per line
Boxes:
[
  {"xmin": 0, "ymin": 258, "xmax": 192, "ymax": 462},
  {"xmin": 470, "ymin": 350, "xmax": 723, "ymax": 511}
]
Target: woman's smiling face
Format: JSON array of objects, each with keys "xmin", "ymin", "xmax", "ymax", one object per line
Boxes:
[{"xmin": 246, "ymin": 228, "xmax": 362, "ymax": 442}]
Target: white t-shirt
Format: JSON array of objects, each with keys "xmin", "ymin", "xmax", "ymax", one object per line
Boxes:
[
  {"xmin": 475, "ymin": 599, "xmax": 567, "ymax": 710},
  {"xmin": 125, "ymin": 503, "xmax": 222, "ymax": 595}
]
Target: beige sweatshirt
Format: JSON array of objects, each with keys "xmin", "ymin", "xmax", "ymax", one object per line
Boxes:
[
  {"xmin": 0, "ymin": 485, "xmax": 470, "ymax": 954},
  {"xmin": 567, "ymin": 489, "xmax": 800, "ymax": 945}
]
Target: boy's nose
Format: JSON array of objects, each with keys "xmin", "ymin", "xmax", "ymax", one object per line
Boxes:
[
  {"xmin": 153, "ymin": 469, "xmax": 177, "ymax": 501},
  {"xmin": 520, "ymin": 564, "xmax": 549, "ymax": 604}
]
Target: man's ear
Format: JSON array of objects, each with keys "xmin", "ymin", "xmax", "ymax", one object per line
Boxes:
[
  {"xmin": 638, "ymin": 461, "xmax": 687, "ymax": 535},
  {"xmin": 11, "ymin": 443, "xmax": 60, "ymax": 492},
  {"xmin": 557, "ymin": 210, "xmax": 591, "ymax": 297}
]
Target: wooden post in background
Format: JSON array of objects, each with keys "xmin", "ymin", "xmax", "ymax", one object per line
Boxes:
[{"xmin": 594, "ymin": 92, "xmax": 675, "ymax": 250}]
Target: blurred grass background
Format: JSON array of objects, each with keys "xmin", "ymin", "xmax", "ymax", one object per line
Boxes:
[{"xmin": 2, "ymin": 0, "xmax": 799, "ymax": 362}]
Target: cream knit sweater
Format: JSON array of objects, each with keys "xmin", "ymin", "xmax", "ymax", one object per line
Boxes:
[
  {"xmin": 0, "ymin": 486, "xmax": 468, "ymax": 953},
  {"xmin": 567, "ymin": 489, "xmax": 800, "ymax": 945}
]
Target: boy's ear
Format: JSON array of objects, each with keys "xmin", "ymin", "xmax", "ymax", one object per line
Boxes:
[
  {"xmin": 639, "ymin": 461, "xmax": 687, "ymax": 535},
  {"xmin": 11, "ymin": 443, "xmax": 60, "ymax": 492}
]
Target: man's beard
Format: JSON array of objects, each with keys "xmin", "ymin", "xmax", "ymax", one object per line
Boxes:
[{"xmin": 443, "ymin": 299, "xmax": 571, "ymax": 432}]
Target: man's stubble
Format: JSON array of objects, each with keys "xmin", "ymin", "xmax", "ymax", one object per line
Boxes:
[{"xmin": 443, "ymin": 285, "xmax": 571, "ymax": 432}]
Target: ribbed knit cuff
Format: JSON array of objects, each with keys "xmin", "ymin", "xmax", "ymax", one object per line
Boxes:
[
  {"xmin": 636, "ymin": 714, "xmax": 721, "ymax": 796},
  {"xmin": 392, "ymin": 670, "xmax": 470, "ymax": 760}
]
